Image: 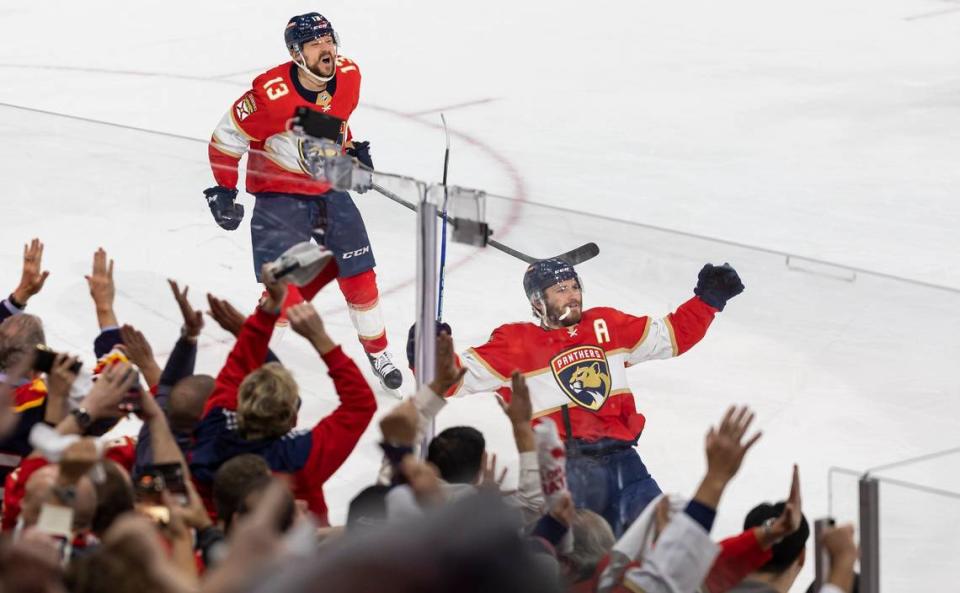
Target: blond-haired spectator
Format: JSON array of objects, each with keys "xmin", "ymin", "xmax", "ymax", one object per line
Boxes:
[{"xmin": 189, "ymin": 266, "xmax": 376, "ymax": 525}]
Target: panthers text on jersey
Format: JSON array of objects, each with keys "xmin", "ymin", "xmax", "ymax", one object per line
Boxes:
[
  {"xmin": 452, "ymin": 297, "xmax": 718, "ymax": 442},
  {"xmin": 208, "ymin": 57, "xmax": 361, "ymax": 195}
]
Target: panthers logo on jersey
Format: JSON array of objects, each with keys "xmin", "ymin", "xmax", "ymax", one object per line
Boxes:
[{"xmin": 550, "ymin": 345, "xmax": 612, "ymax": 411}]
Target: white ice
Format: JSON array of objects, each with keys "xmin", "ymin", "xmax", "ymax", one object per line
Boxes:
[{"xmin": 1, "ymin": 1, "xmax": 959, "ymax": 590}]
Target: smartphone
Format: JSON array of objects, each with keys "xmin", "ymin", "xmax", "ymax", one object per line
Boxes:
[
  {"xmin": 144, "ymin": 463, "xmax": 188, "ymax": 506},
  {"xmin": 33, "ymin": 345, "xmax": 82, "ymax": 374},
  {"xmin": 292, "ymin": 107, "xmax": 346, "ymax": 144},
  {"xmin": 117, "ymin": 369, "xmax": 145, "ymax": 414}
]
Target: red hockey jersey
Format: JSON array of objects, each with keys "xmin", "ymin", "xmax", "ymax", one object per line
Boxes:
[
  {"xmin": 452, "ymin": 297, "xmax": 718, "ymax": 442},
  {"xmin": 208, "ymin": 58, "xmax": 361, "ymax": 196}
]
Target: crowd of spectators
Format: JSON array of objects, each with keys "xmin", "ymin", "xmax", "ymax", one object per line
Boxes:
[{"xmin": 0, "ymin": 238, "xmax": 861, "ymax": 593}]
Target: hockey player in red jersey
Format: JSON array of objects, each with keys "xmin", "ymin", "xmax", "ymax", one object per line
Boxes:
[
  {"xmin": 418, "ymin": 259, "xmax": 744, "ymax": 535},
  {"xmin": 204, "ymin": 12, "xmax": 402, "ymax": 389}
]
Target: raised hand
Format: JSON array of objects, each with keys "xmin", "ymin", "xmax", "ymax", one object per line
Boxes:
[
  {"xmin": 12, "ymin": 238, "xmax": 50, "ymax": 306},
  {"xmin": 43, "ymin": 352, "xmax": 81, "ymax": 425},
  {"xmin": 693, "ymin": 405, "xmax": 762, "ymax": 510},
  {"xmin": 206, "ymin": 293, "xmax": 246, "ymax": 336},
  {"xmin": 85, "ymin": 248, "xmax": 115, "ymax": 310},
  {"xmin": 287, "ymin": 302, "xmax": 335, "ymax": 354},
  {"xmin": 119, "ymin": 324, "xmax": 162, "ymax": 388},
  {"xmin": 499, "ymin": 371, "xmax": 533, "ymax": 426},
  {"xmin": 428, "ymin": 331, "xmax": 466, "ymax": 396},
  {"xmin": 85, "ymin": 247, "xmax": 117, "ymax": 327},
  {"xmin": 82, "ymin": 361, "xmax": 139, "ymax": 420},
  {"xmin": 58, "ymin": 438, "xmax": 100, "ymax": 485},
  {"xmin": 168, "ymin": 279, "xmax": 203, "ymax": 339},
  {"xmin": 822, "ymin": 524, "xmax": 859, "ymax": 593},
  {"xmin": 399, "ymin": 456, "xmax": 444, "ymax": 506},
  {"xmin": 761, "ymin": 464, "xmax": 803, "ymax": 547},
  {"xmin": 45, "ymin": 352, "xmax": 81, "ymax": 403},
  {"xmin": 497, "ymin": 371, "xmax": 535, "ymax": 452},
  {"xmin": 380, "ymin": 398, "xmax": 418, "ymax": 447},
  {"xmin": 694, "ymin": 262, "xmax": 744, "ymax": 311},
  {"xmin": 705, "ymin": 405, "xmax": 762, "ymax": 483},
  {"xmin": 477, "ymin": 451, "xmax": 508, "ymax": 492}
]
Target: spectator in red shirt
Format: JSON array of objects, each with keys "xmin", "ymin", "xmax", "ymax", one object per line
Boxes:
[{"xmin": 189, "ymin": 266, "xmax": 376, "ymax": 524}]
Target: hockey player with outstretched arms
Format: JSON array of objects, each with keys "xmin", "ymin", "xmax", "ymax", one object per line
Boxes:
[
  {"xmin": 411, "ymin": 260, "xmax": 744, "ymax": 535},
  {"xmin": 204, "ymin": 12, "xmax": 402, "ymax": 390}
]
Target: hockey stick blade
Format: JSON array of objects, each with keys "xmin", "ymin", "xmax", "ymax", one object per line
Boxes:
[
  {"xmin": 556, "ymin": 242, "xmax": 600, "ymax": 266},
  {"xmin": 486, "ymin": 238, "xmax": 599, "ymax": 266}
]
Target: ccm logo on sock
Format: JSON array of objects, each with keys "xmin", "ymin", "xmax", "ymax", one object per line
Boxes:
[{"xmin": 343, "ymin": 247, "xmax": 371, "ymax": 259}]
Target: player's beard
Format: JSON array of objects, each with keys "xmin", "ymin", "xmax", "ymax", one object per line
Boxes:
[
  {"xmin": 310, "ymin": 52, "xmax": 336, "ymax": 78},
  {"xmin": 545, "ymin": 298, "xmax": 582, "ymax": 327}
]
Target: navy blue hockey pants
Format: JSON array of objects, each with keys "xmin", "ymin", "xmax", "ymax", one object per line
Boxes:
[
  {"xmin": 249, "ymin": 191, "xmax": 375, "ymax": 281},
  {"xmin": 565, "ymin": 439, "xmax": 662, "ymax": 536}
]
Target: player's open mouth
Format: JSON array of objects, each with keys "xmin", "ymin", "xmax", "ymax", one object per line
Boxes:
[{"xmin": 320, "ymin": 55, "xmax": 333, "ymax": 65}]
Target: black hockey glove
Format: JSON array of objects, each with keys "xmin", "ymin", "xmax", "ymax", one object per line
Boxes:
[
  {"xmin": 203, "ymin": 186, "xmax": 244, "ymax": 231},
  {"xmin": 406, "ymin": 321, "xmax": 452, "ymax": 370},
  {"xmin": 346, "ymin": 140, "xmax": 373, "ymax": 170},
  {"xmin": 346, "ymin": 141, "xmax": 373, "ymax": 195},
  {"xmin": 694, "ymin": 263, "xmax": 744, "ymax": 311}
]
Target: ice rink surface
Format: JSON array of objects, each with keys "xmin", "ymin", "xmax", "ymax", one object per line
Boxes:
[{"xmin": 1, "ymin": 1, "xmax": 959, "ymax": 589}]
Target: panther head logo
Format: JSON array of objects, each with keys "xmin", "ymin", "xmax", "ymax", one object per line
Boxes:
[
  {"xmin": 550, "ymin": 346, "xmax": 612, "ymax": 411},
  {"xmin": 568, "ymin": 363, "xmax": 610, "ymax": 402}
]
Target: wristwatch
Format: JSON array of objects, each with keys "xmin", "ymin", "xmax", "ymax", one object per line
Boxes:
[{"xmin": 70, "ymin": 407, "xmax": 93, "ymax": 432}]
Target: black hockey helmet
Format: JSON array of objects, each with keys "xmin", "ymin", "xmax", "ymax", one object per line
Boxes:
[
  {"xmin": 285, "ymin": 12, "xmax": 339, "ymax": 52},
  {"xmin": 522, "ymin": 258, "xmax": 581, "ymax": 304}
]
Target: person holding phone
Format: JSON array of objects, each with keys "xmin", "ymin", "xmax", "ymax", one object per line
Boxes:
[{"xmin": 204, "ymin": 12, "xmax": 402, "ymax": 391}]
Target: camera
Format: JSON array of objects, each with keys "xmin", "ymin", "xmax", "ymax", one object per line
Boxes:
[
  {"xmin": 32, "ymin": 344, "xmax": 82, "ymax": 374},
  {"xmin": 292, "ymin": 107, "xmax": 345, "ymax": 144}
]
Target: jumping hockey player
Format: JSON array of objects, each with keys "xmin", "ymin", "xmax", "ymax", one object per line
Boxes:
[
  {"xmin": 416, "ymin": 260, "xmax": 744, "ymax": 535},
  {"xmin": 204, "ymin": 12, "xmax": 402, "ymax": 390}
]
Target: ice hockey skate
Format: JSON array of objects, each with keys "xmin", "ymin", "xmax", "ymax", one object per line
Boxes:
[{"xmin": 367, "ymin": 350, "xmax": 403, "ymax": 393}]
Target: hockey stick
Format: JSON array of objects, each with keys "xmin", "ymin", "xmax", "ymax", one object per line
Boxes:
[
  {"xmin": 370, "ymin": 182, "xmax": 599, "ymax": 265},
  {"xmin": 436, "ymin": 114, "xmax": 451, "ymax": 322}
]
